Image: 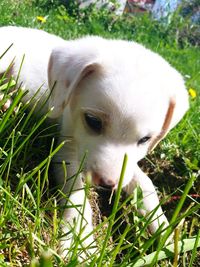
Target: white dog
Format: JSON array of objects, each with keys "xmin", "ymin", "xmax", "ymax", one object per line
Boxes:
[{"xmin": 0, "ymin": 26, "xmax": 189, "ymax": 258}]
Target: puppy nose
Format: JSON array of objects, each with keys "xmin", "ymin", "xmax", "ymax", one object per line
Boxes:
[{"xmin": 92, "ymin": 172, "xmax": 116, "ymax": 189}]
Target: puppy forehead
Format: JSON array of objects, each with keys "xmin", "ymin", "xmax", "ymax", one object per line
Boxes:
[
  {"xmin": 80, "ymin": 69, "xmax": 167, "ymax": 112},
  {"xmin": 79, "ymin": 74, "xmax": 167, "ymax": 138}
]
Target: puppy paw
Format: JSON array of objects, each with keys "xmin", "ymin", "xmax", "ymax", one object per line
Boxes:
[
  {"xmin": 0, "ymin": 93, "xmax": 12, "ymax": 112},
  {"xmin": 59, "ymin": 224, "xmax": 96, "ymax": 262},
  {"xmin": 147, "ymin": 212, "xmax": 169, "ymax": 235},
  {"xmin": 148, "ymin": 213, "xmax": 175, "ymax": 245}
]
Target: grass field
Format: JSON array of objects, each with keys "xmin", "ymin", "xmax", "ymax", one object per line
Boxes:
[{"xmin": 0, "ymin": 0, "xmax": 199, "ymax": 266}]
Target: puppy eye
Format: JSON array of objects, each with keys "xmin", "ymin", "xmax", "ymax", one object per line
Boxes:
[
  {"xmin": 84, "ymin": 113, "xmax": 103, "ymax": 134},
  {"xmin": 138, "ymin": 136, "xmax": 151, "ymax": 145}
]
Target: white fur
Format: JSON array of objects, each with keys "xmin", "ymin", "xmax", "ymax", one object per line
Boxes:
[
  {"xmin": 0, "ymin": 26, "xmax": 65, "ymax": 106},
  {"xmin": 0, "ymin": 26, "xmax": 189, "ymax": 258}
]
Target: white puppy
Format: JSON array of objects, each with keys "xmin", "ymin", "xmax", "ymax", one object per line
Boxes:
[{"xmin": 0, "ymin": 26, "xmax": 189, "ymax": 258}]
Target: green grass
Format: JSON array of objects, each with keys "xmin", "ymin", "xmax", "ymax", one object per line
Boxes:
[{"xmin": 0, "ymin": 0, "xmax": 199, "ymax": 266}]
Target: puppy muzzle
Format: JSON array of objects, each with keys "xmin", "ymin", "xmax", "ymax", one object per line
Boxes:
[{"xmin": 91, "ymin": 171, "xmax": 117, "ymax": 190}]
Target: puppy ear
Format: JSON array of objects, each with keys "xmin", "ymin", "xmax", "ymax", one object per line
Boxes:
[
  {"xmin": 149, "ymin": 98, "xmax": 176, "ymax": 151},
  {"xmin": 149, "ymin": 69, "xmax": 189, "ymax": 152},
  {"xmin": 47, "ymin": 47, "xmax": 101, "ymax": 118}
]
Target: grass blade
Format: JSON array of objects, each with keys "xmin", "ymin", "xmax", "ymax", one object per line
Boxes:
[
  {"xmin": 97, "ymin": 154, "xmax": 128, "ymax": 266},
  {"xmin": 132, "ymin": 237, "xmax": 200, "ymax": 267}
]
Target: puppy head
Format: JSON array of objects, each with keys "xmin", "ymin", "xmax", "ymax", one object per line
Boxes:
[{"xmin": 48, "ymin": 37, "xmax": 189, "ymax": 188}]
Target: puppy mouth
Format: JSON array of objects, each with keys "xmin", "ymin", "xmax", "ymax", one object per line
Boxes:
[
  {"xmin": 96, "ymin": 184, "xmax": 116, "ymax": 191},
  {"xmin": 84, "ymin": 170, "xmax": 117, "ymax": 204}
]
